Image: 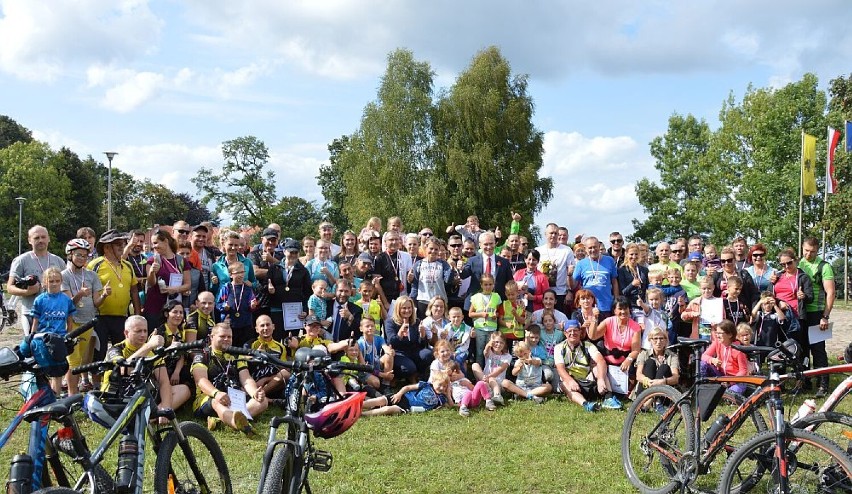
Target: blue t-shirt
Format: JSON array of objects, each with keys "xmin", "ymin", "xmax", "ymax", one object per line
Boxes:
[
  {"xmin": 573, "ymin": 256, "xmax": 618, "ymax": 311},
  {"xmin": 30, "ymin": 292, "xmax": 76, "ymax": 335},
  {"xmin": 357, "ymin": 335, "xmax": 388, "ymax": 374},
  {"xmin": 405, "ymin": 381, "xmax": 447, "ymax": 411}
]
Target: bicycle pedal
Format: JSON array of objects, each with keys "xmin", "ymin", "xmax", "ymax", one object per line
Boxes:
[{"xmin": 312, "ymin": 450, "xmax": 333, "ymax": 472}]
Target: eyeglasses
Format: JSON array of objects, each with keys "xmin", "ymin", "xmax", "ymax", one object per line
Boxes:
[
  {"xmin": 671, "ymin": 249, "xmax": 684, "ymax": 254},
  {"xmin": 230, "ymin": 270, "xmax": 245, "ymax": 275},
  {"xmin": 720, "ymin": 258, "xmax": 734, "ymax": 263},
  {"xmin": 649, "ymin": 337, "xmax": 667, "ymax": 341},
  {"xmin": 449, "ymin": 244, "xmax": 462, "ymax": 248},
  {"xmin": 564, "ymin": 328, "xmax": 583, "ymax": 334},
  {"xmin": 610, "ymin": 238, "xmax": 624, "ymax": 244},
  {"xmin": 176, "ymin": 229, "xmax": 190, "ymax": 235},
  {"xmin": 520, "ymin": 242, "xmax": 528, "ymax": 246},
  {"xmin": 752, "ymin": 253, "xmax": 765, "ymax": 258},
  {"xmin": 780, "ymin": 260, "xmax": 795, "ymax": 267}
]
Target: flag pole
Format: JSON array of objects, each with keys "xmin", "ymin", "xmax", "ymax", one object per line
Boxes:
[
  {"xmin": 799, "ymin": 130, "xmax": 804, "ymax": 257},
  {"xmin": 822, "ymin": 126, "xmax": 829, "ymax": 258}
]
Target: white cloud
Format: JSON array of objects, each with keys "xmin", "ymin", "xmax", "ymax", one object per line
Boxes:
[
  {"xmin": 0, "ymin": 0, "xmax": 162, "ymax": 81},
  {"xmin": 101, "ymin": 70, "xmax": 165, "ymax": 112}
]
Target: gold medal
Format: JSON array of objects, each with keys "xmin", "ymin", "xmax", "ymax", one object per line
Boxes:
[
  {"xmin": 235, "ymin": 312, "xmax": 240, "ymax": 318},
  {"xmin": 78, "ymin": 302, "xmax": 84, "ymax": 308},
  {"xmin": 285, "ymin": 286, "xmax": 290, "ymax": 291},
  {"xmin": 118, "ymin": 283, "xmax": 124, "ymax": 288}
]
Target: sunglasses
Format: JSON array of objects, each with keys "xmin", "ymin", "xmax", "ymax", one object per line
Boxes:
[
  {"xmin": 671, "ymin": 249, "xmax": 684, "ymax": 254},
  {"xmin": 720, "ymin": 258, "xmax": 734, "ymax": 263},
  {"xmin": 752, "ymin": 253, "xmax": 765, "ymax": 258},
  {"xmin": 564, "ymin": 328, "xmax": 583, "ymax": 333},
  {"xmin": 780, "ymin": 260, "xmax": 795, "ymax": 267},
  {"xmin": 449, "ymin": 244, "xmax": 462, "ymax": 248},
  {"xmin": 610, "ymin": 239, "xmax": 624, "ymax": 244},
  {"xmin": 420, "ymin": 232, "xmax": 433, "ymax": 237},
  {"xmin": 176, "ymin": 229, "xmax": 190, "ymax": 235}
]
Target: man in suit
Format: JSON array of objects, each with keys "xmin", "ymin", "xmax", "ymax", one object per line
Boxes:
[
  {"xmin": 325, "ymin": 279, "xmax": 363, "ymax": 344},
  {"xmin": 460, "ymin": 231, "xmax": 512, "ymax": 309}
]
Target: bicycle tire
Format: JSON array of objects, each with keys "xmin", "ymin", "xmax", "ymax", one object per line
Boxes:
[
  {"xmin": 622, "ymin": 384, "xmax": 695, "ymax": 494},
  {"xmin": 718, "ymin": 428, "xmax": 852, "ymax": 494},
  {"xmin": 0, "ymin": 307, "xmax": 8, "ymax": 333},
  {"xmin": 32, "ymin": 488, "xmax": 79, "ymax": 494},
  {"xmin": 44, "ymin": 434, "xmax": 114, "ymax": 492},
  {"xmin": 260, "ymin": 444, "xmax": 298, "ymax": 494},
  {"xmin": 153, "ymin": 420, "xmax": 232, "ymax": 494},
  {"xmin": 792, "ymin": 411, "xmax": 852, "ymax": 455}
]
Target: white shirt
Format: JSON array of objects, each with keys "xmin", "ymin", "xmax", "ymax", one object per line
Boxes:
[{"xmin": 534, "ymin": 243, "xmax": 575, "ymax": 295}]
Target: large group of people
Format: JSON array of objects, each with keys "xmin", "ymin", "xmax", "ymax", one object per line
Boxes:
[{"xmin": 6, "ymin": 215, "xmax": 838, "ymax": 430}]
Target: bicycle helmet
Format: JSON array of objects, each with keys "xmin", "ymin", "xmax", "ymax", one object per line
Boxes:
[
  {"xmin": 65, "ymin": 238, "xmax": 91, "ymax": 255},
  {"xmin": 83, "ymin": 392, "xmax": 117, "ymax": 428},
  {"xmin": 304, "ymin": 391, "xmax": 366, "ymax": 439}
]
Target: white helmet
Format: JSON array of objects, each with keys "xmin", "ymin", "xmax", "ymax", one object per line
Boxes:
[{"xmin": 65, "ymin": 238, "xmax": 91, "ymax": 255}]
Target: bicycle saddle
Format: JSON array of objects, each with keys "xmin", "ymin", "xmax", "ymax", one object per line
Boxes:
[
  {"xmin": 294, "ymin": 347, "xmax": 327, "ymax": 363},
  {"xmin": 23, "ymin": 393, "xmax": 85, "ymax": 422}
]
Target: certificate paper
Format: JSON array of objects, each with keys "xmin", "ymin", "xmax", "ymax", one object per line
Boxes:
[
  {"xmin": 607, "ymin": 365, "xmax": 629, "ymax": 395},
  {"xmin": 283, "ymin": 302, "xmax": 303, "ymax": 330},
  {"xmin": 168, "ymin": 273, "xmax": 183, "ymax": 287},
  {"xmin": 808, "ymin": 322, "xmax": 833, "ymax": 345},
  {"xmin": 228, "ymin": 387, "xmax": 252, "ymax": 420}
]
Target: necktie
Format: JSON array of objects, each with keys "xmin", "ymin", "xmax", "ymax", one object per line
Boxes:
[
  {"xmin": 485, "ymin": 256, "xmax": 492, "ymax": 275},
  {"xmin": 332, "ymin": 304, "xmax": 341, "ymax": 342}
]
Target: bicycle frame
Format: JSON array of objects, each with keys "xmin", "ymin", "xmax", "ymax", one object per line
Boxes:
[
  {"xmin": 0, "ymin": 383, "xmax": 56, "ymax": 490},
  {"xmin": 786, "ymin": 363, "xmax": 852, "ymax": 415}
]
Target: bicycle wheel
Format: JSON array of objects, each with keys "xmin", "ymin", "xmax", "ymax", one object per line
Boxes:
[
  {"xmin": 793, "ymin": 411, "xmax": 852, "ymax": 456},
  {"xmin": 32, "ymin": 489, "xmax": 79, "ymax": 494},
  {"xmin": 622, "ymin": 385, "xmax": 695, "ymax": 494},
  {"xmin": 153, "ymin": 421, "xmax": 232, "ymax": 494},
  {"xmin": 44, "ymin": 434, "xmax": 114, "ymax": 492},
  {"xmin": 718, "ymin": 428, "xmax": 852, "ymax": 494},
  {"xmin": 260, "ymin": 444, "xmax": 299, "ymax": 494},
  {"xmin": 0, "ymin": 307, "xmax": 8, "ymax": 333}
]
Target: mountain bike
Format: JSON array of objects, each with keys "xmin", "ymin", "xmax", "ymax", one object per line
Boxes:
[
  {"xmin": 30, "ymin": 339, "xmax": 232, "ymax": 494},
  {"xmin": 0, "ymin": 318, "xmax": 98, "ymax": 493},
  {"xmin": 224, "ymin": 345, "xmax": 371, "ymax": 494},
  {"xmin": 0, "ymin": 288, "xmax": 19, "ymax": 334},
  {"xmin": 621, "ymin": 337, "xmax": 852, "ymax": 494}
]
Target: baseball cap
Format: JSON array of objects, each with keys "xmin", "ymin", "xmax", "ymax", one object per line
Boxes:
[
  {"xmin": 304, "ymin": 315, "xmax": 321, "ymax": 326},
  {"xmin": 688, "ymin": 252, "xmax": 702, "ymax": 261},
  {"xmin": 261, "ymin": 227, "xmax": 280, "ymax": 238},
  {"xmin": 283, "ymin": 239, "xmax": 300, "ymax": 252},
  {"xmin": 357, "ymin": 252, "xmax": 373, "ymax": 264}
]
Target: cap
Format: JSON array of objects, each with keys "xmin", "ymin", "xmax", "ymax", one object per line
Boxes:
[
  {"xmin": 688, "ymin": 252, "xmax": 702, "ymax": 261},
  {"xmin": 283, "ymin": 239, "xmax": 300, "ymax": 252},
  {"xmin": 191, "ymin": 224, "xmax": 209, "ymax": 233},
  {"xmin": 261, "ymin": 227, "xmax": 280, "ymax": 238},
  {"xmin": 357, "ymin": 252, "xmax": 373, "ymax": 264},
  {"xmin": 95, "ymin": 229, "xmax": 128, "ymax": 255},
  {"xmin": 304, "ymin": 315, "xmax": 321, "ymax": 326},
  {"xmin": 564, "ymin": 319, "xmax": 580, "ymax": 329}
]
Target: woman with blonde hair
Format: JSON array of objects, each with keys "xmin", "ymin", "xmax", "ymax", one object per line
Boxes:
[{"xmin": 385, "ymin": 295, "xmax": 431, "ymax": 382}]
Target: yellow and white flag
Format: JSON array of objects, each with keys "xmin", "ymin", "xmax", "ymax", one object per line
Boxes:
[{"xmin": 802, "ymin": 132, "xmax": 817, "ymax": 196}]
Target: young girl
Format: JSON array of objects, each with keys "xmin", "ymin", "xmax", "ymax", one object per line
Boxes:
[
  {"xmin": 215, "ymin": 261, "xmax": 258, "ymax": 347},
  {"xmin": 360, "ymin": 370, "xmax": 450, "ymax": 416},
  {"xmin": 471, "ymin": 332, "xmax": 512, "ymax": 405},
  {"xmin": 446, "ymin": 361, "xmax": 495, "ymax": 416},
  {"xmin": 498, "ymin": 280, "xmax": 526, "ymax": 344},
  {"xmin": 308, "ymin": 279, "xmax": 329, "ymax": 322},
  {"xmin": 637, "ymin": 287, "xmax": 668, "ymax": 349},
  {"xmin": 736, "ymin": 323, "xmax": 760, "ymax": 375},
  {"xmin": 750, "ymin": 292, "xmax": 793, "ymax": 350},
  {"xmin": 701, "ymin": 320, "xmax": 749, "ymax": 394},
  {"xmin": 441, "ymin": 307, "xmax": 472, "ymax": 368},
  {"xmin": 30, "ymin": 267, "xmax": 76, "ymax": 394},
  {"xmin": 538, "ymin": 311, "xmax": 565, "ymax": 376},
  {"xmin": 358, "ymin": 282, "xmax": 386, "ymax": 325},
  {"xmin": 502, "ymin": 341, "xmax": 552, "ymax": 404},
  {"xmin": 468, "ymin": 273, "xmax": 502, "ymax": 367},
  {"xmin": 633, "ymin": 327, "xmax": 680, "ymax": 399},
  {"xmin": 340, "ymin": 340, "xmax": 380, "ymax": 392},
  {"xmin": 682, "ymin": 276, "xmax": 723, "ymax": 340},
  {"xmin": 429, "ymin": 340, "xmax": 454, "ymax": 380}
]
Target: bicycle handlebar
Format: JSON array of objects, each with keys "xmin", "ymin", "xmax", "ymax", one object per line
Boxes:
[
  {"xmin": 224, "ymin": 346, "xmax": 374, "ymax": 374},
  {"xmin": 66, "ymin": 317, "xmax": 98, "ymax": 341},
  {"xmin": 72, "ymin": 340, "xmax": 206, "ymax": 375}
]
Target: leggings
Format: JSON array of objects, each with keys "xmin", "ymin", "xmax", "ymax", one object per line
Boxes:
[
  {"xmin": 461, "ymin": 381, "xmax": 491, "ymax": 407},
  {"xmin": 700, "ymin": 361, "xmax": 745, "ymax": 395}
]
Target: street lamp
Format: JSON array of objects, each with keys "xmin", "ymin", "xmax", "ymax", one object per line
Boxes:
[
  {"xmin": 104, "ymin": 152, "xmax": 118, "ymax": 230},
  {"xmin": 15, "ymin": 197, "xmax": 25, "ymax": 255}
]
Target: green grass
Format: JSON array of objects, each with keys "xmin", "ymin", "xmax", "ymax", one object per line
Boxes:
[{"xmin": 3, "ymin": 377, "xmax": 851, "ymax": 494}]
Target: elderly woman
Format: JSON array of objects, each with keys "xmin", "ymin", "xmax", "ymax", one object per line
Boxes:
[
  {"xmin": 514, "ymin": 249, "xmax": 550, "ymax": 313},
  {"xmin": 745, "ymin": 243, "xmax": 776, "ymax": 294},
  {"xmin": 633, "ymin": 327, "xmax": 680, "ymax": 399},
  {"xmin": 385, "ymin": 295, "xmax": 432, "ymax": 383},
  {"xmin": 210, "ymin": 231, "xmax": 256, "ymax": 296},
  {"xmin": 144, "ymin": 229, "xmax": 191, "ymax": 330}
]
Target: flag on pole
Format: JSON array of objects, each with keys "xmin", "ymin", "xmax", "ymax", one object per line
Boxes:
[
  {"xmin": 802, "ymin": 132, "xmax": 817, "ymax": 196},
  {"xmin": 827, "ymin": 127, "xmax": 840, "ymax": 194},
  {"xmin": 846, "ymin": 121, "xmax": 852, "ymax": 152}
]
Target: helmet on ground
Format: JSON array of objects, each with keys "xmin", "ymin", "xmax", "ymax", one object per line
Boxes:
[
  {"xmin": 304, "ymin": 391, "xmax": 366, "ymax": 439},
  {"xmin": 65, "ymin": 238, "xmax": 91, "ymax": 255},
  {"xmin": 83, "ymin": 393, "xmax": 116, "ymax": 428}
]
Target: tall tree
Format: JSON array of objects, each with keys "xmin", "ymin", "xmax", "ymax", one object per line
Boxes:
[
  {"xmin": 49, "ymin": 149, "xmax": 104, "ymax": 239},
  {"xmin": 192, "ymin": 136, "xmax": 277, "ymax": 227},
  {"xmin": 0, "ymin": 115, "xmax": 33, "ymax": 149},
  {"xmin": 316, "ymin": 135, "xmax": 352, "ymax": 231},
  {"xmin": 272, "ymin": 196, "xmax": 324, "ymax": 241},
  {"xmin": 820, "ymin": 73, "xmax": 852, "ymax": 248},
  {"xmin": 176, "ymin": 192, "xmax": 217, "ymax": 226}
]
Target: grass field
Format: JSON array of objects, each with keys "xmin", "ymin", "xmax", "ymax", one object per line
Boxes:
[{"xmin": 2, "ymin": 372, "xmax": 852, "ymax": 494}]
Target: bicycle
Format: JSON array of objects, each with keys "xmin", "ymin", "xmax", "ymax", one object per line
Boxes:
[
  {"xmin": 224, "ymin": 345, "xmax": 372, "ymax": 494},
  {"xmin": 29, "ymin": 339, "xmax": 232, "ymax": 494},
  {"xmin": 0, "ymin": 288, "xmax": 19, "ymax": 334},
  {"xmin": 621, "ymin": 337, "xmax": 852, "ymax": 494},
  {"xmin": 0, "ymin": 318, "xmax": 98, "ymax": 493}
]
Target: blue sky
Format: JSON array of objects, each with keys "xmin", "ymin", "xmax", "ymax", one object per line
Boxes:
[{"xmin": 2, "ymin": 0, "xmax": 850, "ymax": 241}]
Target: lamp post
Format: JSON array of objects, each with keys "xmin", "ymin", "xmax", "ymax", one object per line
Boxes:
[
  {"xmin": 104, "ymin": 152, "xmax": 118, "ymax": 230},
  {"xmin": 15, "ymin": 197, "xmax": 25, "ymax": 255}
]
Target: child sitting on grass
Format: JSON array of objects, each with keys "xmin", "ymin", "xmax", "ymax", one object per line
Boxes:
[
  {"xmin": 441, "ymin": 306, "xmax": 472, "ymax": 368},
  {"xmin": 471, "ymin": 332, "xmax": 512, "ymax": 406},
  {"xmin": 360, "ymin": 371, "xmax": 451, "ymax": 416},
  {"xmin": 447, "ymin": 361, "xmax": 495, "ymax": 417},
  {"xmin": 501, "ymin": 341, "xmax": 551, "ymax": 404}
]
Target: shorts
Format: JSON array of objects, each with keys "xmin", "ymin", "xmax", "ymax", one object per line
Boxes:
[
  {"xmin": 193, "ymin": 396, "xmax": 216, "ymax": 418},
  {"xmin": 516, "ymin": 381, "xmax": 542, "ymax": 393},
  {"xmin": 66, "ymin": 321, "xmax": 94, "ymax": 368}
]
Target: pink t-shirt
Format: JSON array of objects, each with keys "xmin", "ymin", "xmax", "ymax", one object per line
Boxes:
[{"xmin": 602, "ymin": 316, "xmax": 641, "ymax": 365}]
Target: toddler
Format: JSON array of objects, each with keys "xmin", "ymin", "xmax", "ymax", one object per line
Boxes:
[
  {"xmin": 447, "ymin": 361, "xmax": 495, "ymax": 416},
  {"xmin": 502, "ymin": 341, "xmax": 551, "ymax": 404},
  {"xmin": 441, "ymin": 307, "xmax": 472, "ymax": 367},
  {"xmin": 471, "ymin": 332, "xmax": 512, "ymax": 406},
  {"xmin": 429, "ymin": 340, "xmax": 455, "ymax": 381},
  {"xmin": 308, "ymin": 279, "xmax": 329, "ymax": 323},
  {"xmin": 736, "ymin": 323, "xmax": 760, "ymax": 375},
  {"xmin": 30, "ymin": 267, "xmax": 76, "ymax": 394}
]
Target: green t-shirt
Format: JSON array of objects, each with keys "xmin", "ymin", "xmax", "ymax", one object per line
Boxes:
[{"xmin": 798, "ymin": 257, "xmax": 834, "ymax": 312}]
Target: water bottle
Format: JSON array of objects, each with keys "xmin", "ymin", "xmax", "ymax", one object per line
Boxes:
[
  {"xmin": 703, "ymin": 414, "xmax": 731, "ymax": 448},
  {"xmin": 791, "ymin": 399, "xmax": 816, "ymax": 424},
  {"xmin": 6, "ymin": 454, "xmax": 34, "ymax": 494},
  {"xmin": 115, "ymin": 436, "xmax": 139, "ymax": 493}
]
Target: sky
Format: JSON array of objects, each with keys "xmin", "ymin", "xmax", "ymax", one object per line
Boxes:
[{"xmin": 2, "ymin": 0, "xmax": 850, "ymax": 242}]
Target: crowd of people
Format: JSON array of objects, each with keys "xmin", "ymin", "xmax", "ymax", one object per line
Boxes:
[{"xmin": 6, "ymin": 214, "xmax": 837, "ymax": 430}]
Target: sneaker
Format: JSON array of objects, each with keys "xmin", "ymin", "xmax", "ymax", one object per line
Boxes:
[
  {"xmin": 232, "ymin": 411, "xmax": 250, "ymax": 433},
  {"xmin": 655, "ymin": 402, "xmax": 669, "ymax": 415},
  {"xmin": 79, "ymin": 379, "xmax": 93, "ymax": 392},
  {"xmin": 485, "ymin": 399, "xmax": 497, "ymax": 411},
  {"xmin": 531, "ymin": 395, "xmax": 545, "ymax": 405},
  {"xmin": 815, "ymin": 387, "xmax": 828, "ymax": 399},
  {"xmin": 207, "ymin": 417, "xmax": 221, "ymax": 431},
  {"xmin": 601, "ymin": 396, "xmax": 622, "ymax": 410},
  {"xmin": 583, "ymin": 401, "xmax": 600, "ymax": 413},
  {"xmin": 459, "ymin": 405, "xmax": 470, "ymax": 417},
  {"xmin": 491, "ymin": 393, "xmax": 505, "ymax": 406}
]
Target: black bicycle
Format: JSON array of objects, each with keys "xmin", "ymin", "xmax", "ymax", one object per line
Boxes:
[
  {"xmin": 224, "ymin": 345, "xmax": 371, "ymax": 494},
  {"xmin": 30, "ymin": 340, "xmax": 232, "ymax": 494}
]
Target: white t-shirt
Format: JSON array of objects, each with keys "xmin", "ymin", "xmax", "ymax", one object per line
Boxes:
[{"xmin": 535, "ymin": 244, "xmax": 574, "ymax": 295}]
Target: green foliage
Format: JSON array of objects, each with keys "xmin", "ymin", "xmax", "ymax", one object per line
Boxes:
[
  {"xmin": 633, "ymin": 74, "xmax": 827, "ymax": 254},
  {"xmin": 192, "ymin": 136, "xmax": 277, "ymax": 228},
  {"xmin": 333, "ymin": 47, "xmax": 551, "ymax": 238},
  {"xmin": 316, "ymin": 136, "xmax": 352, "ymax": 231},
  {"xmin": 0, "ymin": 115, "xmax": 33, "ymax": 149},
  {"xmin": 272, "ymin": 195, "xmax": 324, "ymax": 241},
  {"xmin": 49, "ymin": 149, "xmax": 104, "ymax": 242}
]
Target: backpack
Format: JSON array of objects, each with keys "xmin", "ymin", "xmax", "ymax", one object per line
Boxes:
[{"xmin": 19, "ymin": 332, "xmax": 69, "ymax": 377}]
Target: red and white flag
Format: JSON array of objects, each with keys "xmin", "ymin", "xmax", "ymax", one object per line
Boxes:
[{"xmin": 827, "ymin": 126, "xmax": 840, "ymax": 194}]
